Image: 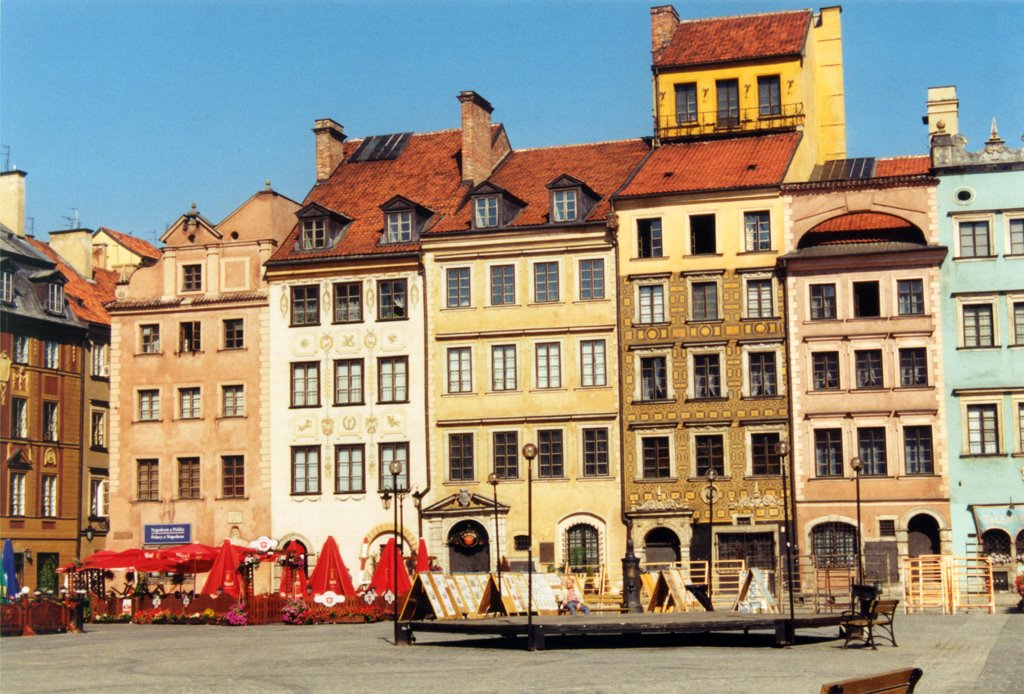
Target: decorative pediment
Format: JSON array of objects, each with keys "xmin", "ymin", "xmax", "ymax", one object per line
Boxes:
[
  {"xmin": 160, "ymin": 204, "xmax": 222, "ymax": 245},
  {"xmin": 421, "ymin": 490, "xmax": 509, "ymax": 517},
  {"xmin": 6, "ymin": 448, "xmax": 32, "ymax": 469}
]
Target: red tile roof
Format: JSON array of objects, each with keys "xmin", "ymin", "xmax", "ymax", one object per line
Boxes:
[
  {"xmin": 617, "ymin": 132, "xmax": 800, "ymax": 198},
  {"xmin": 96, "ymin": 227, "xmax": 161, "ymax": 261},
  {"xmin": 28, "ymin": 239, "xmax": 118, "ymax": 325},
  {"xmin": 654, "ymin": 10, "xmax": 811, "ymax": 68},
  {"xmin": 810, "ymin": 212, "xmax": 915, "ymax": 234},
  {"xmin": 874, "ymin": 156, "xmax": 931, "ymax": 177}
]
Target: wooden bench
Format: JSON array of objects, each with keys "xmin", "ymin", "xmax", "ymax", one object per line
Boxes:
[
  {"xmin": 820, "ymin": 667, "xmax": 922, "ymax": 694},
  {"xmin": 841, "ymin": 599, "xmax": 899, "ymax": 649}
]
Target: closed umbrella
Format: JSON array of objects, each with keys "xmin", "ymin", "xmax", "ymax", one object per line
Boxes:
[
  {"xmin": 278, "ymin": 541, "xmax": 309, "ymax": 598},
  {"xmin": 200, "ymin": 540, "xmax": 246, "ymax": 599},
  {"xmin": 308, "ymin": 536, "xmax": 356, "ymax": 598},
  {"xmin": 416, "ymin": 538, "xmax": 429, "ymax": 574},
  {"xmin": 369, "ymin": 537, "xmax": 411, "ymax": 597},
  {"xmin": 2, "ymin": 539, "xmax": 20, "ymax": 599}
]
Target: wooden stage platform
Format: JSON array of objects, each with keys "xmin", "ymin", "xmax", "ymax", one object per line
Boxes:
[{"xmin": 397, "ymin": 611, "xmax": 844, "ymax": 651}]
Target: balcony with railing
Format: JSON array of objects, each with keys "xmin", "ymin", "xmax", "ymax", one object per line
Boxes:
[{"xmin": 657, "ymin": 103, "xmax": 804, "ymax": 141}]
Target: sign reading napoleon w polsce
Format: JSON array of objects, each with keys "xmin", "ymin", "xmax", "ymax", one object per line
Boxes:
[{"xmin": 144, "ymin": 524, "xmax": 192, "ymax": 545}]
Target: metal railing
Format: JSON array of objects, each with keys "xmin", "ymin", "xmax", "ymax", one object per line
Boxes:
[{"xmin": 656, "ymin": 103, "xmax": 804, "ymax": 141}]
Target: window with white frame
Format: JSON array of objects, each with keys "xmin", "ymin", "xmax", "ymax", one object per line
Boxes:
[
  {"xmin": 1010, "ymin": 218, "xmax": 1024, "ymax": 256},
  {"xmin": 291, "ymin": 285, "xmax": 320, "ymax": 326},
  {"xmin": 962, "ymin": 303, "xmax": 995, "ymax": 347},
  {"xmin": 43, "ymin": 402, "xmax": 58, "ymax": 441},
  {"xmin": 638, "ymin": 284, "xmax": 665, "ymax": 324},
  {"xmin": 897, "ymin": 279, "xmax": 925, "ymax": 315},
  {"xmin": 178, "ymin": 387, "xmax": 201, "ymax": 419},
  {"xmin": 692, "ymin": 353, "xmax": 722, "ymax": 399},
  {"xmin": 44, "ymin": 340, "xmax": 59, "ymax": 369},
  {"xmin": 138, "ymin": 390, "xmax": 160, "ymax": 421},
  {"xmin": 333, "ymin": 283, "xmax": 362, "ymax": 323},
  {"xmin": 745, "ymin": 278, "xmax": 773, "ymax": 318},
  {"xmin": 10, "ymin": 398, "xmax": 26, "ymax": 437},
  {"xmin": 91, "ymin": 410, "xmax": 106, "ymax": 448},
  {"xmin": 580, "ymin": 340, "xmax": 606, "ymax": 387},
  {"xmin": 92, "ymin": 342, "xmax": 109, "ymax": 377},
  {"xmin": 90, "ymin": 478, "xmax": 108, "ymax": 517},
  {"xmin": 690, "ymin": 281, "xmax": 719, "ymax": 321},
  {"xmin": 41, "ymin": 477, "xmax": 59, "ymax": 519},
  {"xmin": 552, "ymin": 189, "xmax": 578, "ymax": 222},
  {"xmin": 140, "ymin": 324, "xmax": 161, "ymax": 354},
  {"xmin": 809, "ymin": 284, "xmax": 837, "ymax": 320},
  {"xmin": 385, "ymin": 211, "xmax": 413, "ymax": 243},
  {"xmin": 47, "ymin": 282, "xmax": 64, "ymax": 313},
  {"xmin": 534, "ymin": 262, "xmax": 559, "ymax": 303},
  {"xmin": 474, "ymin": 196, "xmax": 500, "ymax": 228},
  {"xmin": 379, "ymin": 443, "xmax": 409, "ymax": 491},
  {"xmin": 747, "ymin": 351, "xmax": 777, "ymax": 396},
  {"xmin": 490, "ymin": 265, "xmax": 515, "ymax": 305},
  {"xmin": 535, "ymin": 342, "xmax": 561, "ymax": 389},
  {"xmin": 491, "ymin": 345, "xmax": 516, "ymax": 391},
  {"xmin": 378, "ymin": 279, "xmax": 408, "ymax": 320},
  {"xmin": 333, "ymin": 359, "xmax": 363, "ymax": 405},
  {"xmin": 446, "ymin": 267, "xmax": 471, "ymax": 308},
  {"xmin": 639, "ymin": 355, "xmax": 668, "ymax": 401},
  {"xmin": 966, "ymin": 403, "xmax": 999, "ymax": 455},
  {"xmin": 291, "ymin": 446, "xmax": 321, "ymax": 494},
  {"xmin": 9, "ymin": 472, "xmax": 26, "ymax": 515},
  {"xmin": 299, "ymin": 218, "xmax": 326, "ymax": 250},
  {"xmin": 0, "ymin": 268, "xmax": 13, "ymax": 303},
  {"xmin": 13, "ymin": 335, "xmax": 28, "ymax": 364},
  {"xmin": 335, "ymin": 445, "xmax": 364, "ymax": 494},
  {"xmin": 290, "ymin": 362, "xmax": 320, "ymax": 407},
  {"xmin": 675, "ymin": 82, "xmax": 697, "ymax": 123},
  {"xmin": 578, "ymin": 259, "xmax": 604, "ymax": 300},
  {"xmin": 1012, "ymin": 300, "xmax": 1024, "ymax": 345},
  {"xmin": 222, "ymin": 384, "xmax": 245, "ymax": 417},
  {"xmin": 744, "ymin": 211, "xmax": 771, "ymax": 251},
  {"xmin": 957, "ymin": 219, "xmax": 991, "ymax": 257},
  {"xmin": 378, "ymin": 356, "xmax": 408, "ymax": 403},
  {"xmin": 447, "ymin": 347, "xmax": 472, "ymax": 393}
]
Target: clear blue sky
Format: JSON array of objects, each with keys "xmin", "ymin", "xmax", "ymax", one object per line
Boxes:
[{"xmin": 2, "ymin": 0, "xmax": 1022, "ymax": 243}]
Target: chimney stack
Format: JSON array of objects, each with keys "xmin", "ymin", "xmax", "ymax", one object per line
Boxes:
[
  {"xmin": 0, "ymin": 169, "xmax": 28, "ymax": 237},
  {"xmin": 313, "ymin": 119, "xmax": 347, "ymax": 182},
  {"xmin": 458, "ymin": 91, "xmax": 496, "ymax": 185},
  {"xmin": 924, "ymin": 86, "xmax": 959, "ymax": 139},
  {"xmin": 49, "ymin": 228, "xmax": 95, "ymax": 278},
  {"xmin": 651, "ymin": 5, "xmax": 679, "ymax": 56}
]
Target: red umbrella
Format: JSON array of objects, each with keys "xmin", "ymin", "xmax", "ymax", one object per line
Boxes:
[
  {"xmin": 278, "ymin": 541, "xmax": 309, "ymax": 598},
  {"xmin": 415, "ymin": 538, "xmax": 429, "ymax": 574},
  {"xmin": 83, "ymin": 548, "xmax": 172, "ymax": 572},
  {"xmin": 159, "ymin": 543, "xmax": 218, "ymax": 574},
  {"xmin": 308, "ymin": 536, "xmax": 356, "ymax": 598},
  {"xmin": 200, "ymin": 540, "xmax": 246, "ymax": 598},
  {"xmin": 369, "ymin": 537, "xmax": 411, "ymax": 596}
]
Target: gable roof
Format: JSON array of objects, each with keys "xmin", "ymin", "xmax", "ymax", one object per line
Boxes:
[
  {"xmin": 27, "ymin": 238, "xmax": 118, "ymax": 325},
  {"xmin": 654, "ymin": 10, "xmax": 811, "ymax": 68},
  {"xmin": 617, "ymin": 132, "xmax": 800, "ymax": 198},
  {"xmin": 95, "ymin": 227, "xmax": 161, "ymax": 261}
]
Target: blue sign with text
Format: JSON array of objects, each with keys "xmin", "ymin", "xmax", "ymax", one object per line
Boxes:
[{"xmin": 144, "ymin": 524, "xmax": 192, "ymax": 545}]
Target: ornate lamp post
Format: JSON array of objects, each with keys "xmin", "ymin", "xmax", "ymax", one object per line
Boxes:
[
  {"xmin": 850, "ymin": 456, "xmax": 864, "ymax": 585},
  {"xmin": 522, "ymin": 442, "xmax": 538, "ymax": 648},
  {"xmin": 774, "ymin": 439, "xmax": 796, "ymax": 625},
  {"xmin": 379, "ymin": 459, "xmax": 403, "ymax": 644},
  {"xmin": 705, "ymin": 468, "xmax": 718, "ymax": 605},
  {"xmin": 487, "ymin": 472, "xmax": 502, "ymax": 606}
]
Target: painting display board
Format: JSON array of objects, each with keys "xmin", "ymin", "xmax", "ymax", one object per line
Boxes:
[
  {"xmin": 452, "ymin": 573, "xmax": 489, "ymax": 616},
  {"xmin": 490, "ymin": 572, "xmax": 559, "ymax": 615},
  {"xmin": 645, "ymin": 569, "xmax": 700, "ymax": 612},
  {"xmin": 399, "ymin": 572, "xmax": 461, "ymax": 621},
  {"xmin": 732, "ymin": 568, "xmax": 778, "ymax": 614}
]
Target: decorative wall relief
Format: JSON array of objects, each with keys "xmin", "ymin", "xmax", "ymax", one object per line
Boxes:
[
  {"xmin": 321, "ymin": 285, "xmax": 331, "ymax": 320},
  {"xmin": 341, "ymin": 415, "xmax": 359, "ymax": 433},
  {"xmin": 293, "ymin": 334, "xmax": 317, "ymax": 357},
  {"xmin": 0, "ymin": 351, "xmax": 9, "ymax": 405},
  {"xmin": 44, "ymin": 448, "xmax": 57, "ymax": 467},
  {"xmin": 409, "ymin": 281, "xmax": 420, "ymax": 308},
  {"xmin": 279, "ymin": 290, "xmax": 289, "ymax": 319},
  {"xmin": 380, "ymin": 329, "xmax": 407, "ymax": 351},
  {"xmin": 365, "ymin": 285, "xmax": 376, "ymax": 311},
  {"xmin": 363, "ymin": 330, "xmax": 378, "ymax": 350},
  {"xmin": 319, "ymin": 334, "xmax": 334, "ymax": 353},
  {"xmin": 321, "ymin": 416, "xmax": 334, "ymax": 436},
  {"xmin": 365, "ymin": 416, "xmax": 378, "ymax": 435},
  {"xmin": 294, "ymin": 416, "xmax": 317, "ymax": 440},
  {"xmin": 381, "ymin": 412, "xmax": 404, "ymax": 435}
]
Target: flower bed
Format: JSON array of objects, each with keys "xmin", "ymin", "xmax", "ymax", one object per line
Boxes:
[
  {"xmin": 280, "ymin": 597, "xmax": 384, "ymax": 625},
  {"xmin": 131, "ymin": 608, "xmax": 220, "ymax": 625}
]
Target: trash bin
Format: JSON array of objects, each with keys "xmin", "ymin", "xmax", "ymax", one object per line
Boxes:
[{"xmin": 851, "ymin": 583, "xmax": 877, "ymax": 615}]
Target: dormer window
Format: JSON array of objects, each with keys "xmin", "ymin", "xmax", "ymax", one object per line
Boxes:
[
  {"xmin": 300, "ymin": 219, "xmax": 326, "ymax": 250},
  {"xmin": 294, "ymin": 203, "xmax": 351, "ymax": 254},
  {"xmin": 379, "ymin": 196, "xmax": 430, "ymax": 245},
  {"xmin": 1, "ymin": 269, "xmax": 13, "ymax": 304},
  {"xmin": 386, "ymin": 211, "xmax": 413, "ymax": 244},
  {"xmin": 546, "ymin": 174, "xmax": 596, "ymax": 225},
  {"xmin": 474, "ymin": 196, "xmax": 499, "ymax": 228},
  {"xmin": 552, "ymin": 190, "xmax": 578, "ymax": 222},
  {"xmin": 47, "ymin": 283, "xmax": 65, "ymax": 314}
]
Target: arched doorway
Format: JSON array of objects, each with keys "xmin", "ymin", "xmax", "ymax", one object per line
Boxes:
[
  {"xmin": 981, "ymin": 528, "xmax": 1011, "ymax": 560},
  {"xmin": 810, "ymin": 521, "xmax": 857, "ymax": 568},
  {"xmin": 447, "ymin": 520, "xmax": 490, "ymax": 573},
  {"xmin": 644, "ymin": 527, "xmax": 681, "ymax": 566},
  {"xmin": 565, "ymin": 524, "xmax": 601, "ymax": 573},
  {"xmin": 907, "ymin": 514, "xmax": 940, "ymax": 556}
]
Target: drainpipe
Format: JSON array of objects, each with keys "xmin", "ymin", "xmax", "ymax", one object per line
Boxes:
[
  {"xmin": 416, "ymin": 253, "xmax": 431, "ymax": 541},
  {"xmin": 75, "ymin": 331, "xmax": 88, "ymax": 561},
  {"xmin": 777, "ymin": 256, "xmax": 801, "ymax": 581}
]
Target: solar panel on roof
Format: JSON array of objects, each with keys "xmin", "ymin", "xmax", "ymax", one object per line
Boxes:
[
  {"xmin": 813, "ymin": 158, "xmax": 877, "ymax": 182},
  {"xmin": 349, "ymin": 132, "xmax": 412, "ymax": 162}
]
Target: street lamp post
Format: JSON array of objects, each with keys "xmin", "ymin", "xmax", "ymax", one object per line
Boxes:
[
  {"xmin": 705, "ymin": 468, "xmax": 718, "ymax": 605},
  {"xmin": 522, "ymin": 442, "xmax": 538, "ymax": 649},
  {"xmin": 850, "ymin": 456, "xmax": 864, "ymax": 585},
  {"xmin": 487, "ymin": 472, "xmax": 502, "ymax": 608},
  {"xmin": 774, "ymin": 439, "xmax": 796, "ymax": 627},
  {"xmin": 379, "ymin": 459, "xmax": 403, "ymax": 644}
]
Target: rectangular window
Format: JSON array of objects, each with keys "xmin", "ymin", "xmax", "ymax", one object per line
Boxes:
[
  {"xmin": 757, "ymin": 75, "xmax": 781, "ymax": 116},
  {"xmin": 904, "ymin": 426, "xmax": 934, "ymax": 475},
  {"xmin": 809, "ymin": 284, "xmax": 837, "ymax": 320},
  {"xmin": 179, "ymin": 387, "xmax": 201, "ymax": 419},
  {"xmin": 291, "ymin": 446, "xmax": 321, "ymax": 494},
  {"xmin": 379, "ymin": 443, "xmax": 409, "ymax": 491},
  {"xmin": 47, "ymin": 283, "xmax": 64, "ymax": 313},
  {"xmin": 855, "ymin": 350, "xmax": 883, "ymax": 389},
  {"xmin": 92, "ymin": 343, "xmax": 109, "ymax": 377},
  {"xmin": 299, "ymin": 219, "xmax": 326, "ymax": 250},
  {"xmin": 751, "ymin": 432, "xmax": 781, "ymax": 475},
  {"xmin": 8, "ymin": 473, "xmax": 25, "ymax": 515},
  {"xmin": 695, "ymin": 434, "xmax": 725, "ymax": 477},
  {"xmin": 446, "ymin": 267, "xmax": 471, "ymax": 308},
  {"xmin": 582, "ymin": 428, "xmax": 609, "ymax": 477},
  {"xmin": 493, "ymin": 432, "xmax": 519, "ymax": 479},
  {"xmin": 13, "ymin": 334, "xmax": 28, "ymax": 363},
  {"xmin": 967, "ymin": 404, "xmax": 999, "ymax": 455},
  {"xmin": 748, "ymin": 352, "xmax": 777, "ymax": 397},
  {"xmin": 814, "ymin": 429, "xmax": 844, "ymax": 477},
  {"xmin": 746, "ymin": 278, "xmax": 773, "ymax": 318},
  {"xmin": 90, "ymin": 478, "xmax": 108, "ymax": 518},
  {"xmin": 1015, "ymin": 302, "xmax": 1024, "ymax": 345},
  {"xmin": 141, "ymin": 324, "xmax": 161, "ymax": 353},
  {"xmin": 137, "ymin": 459, "xmax": 159, "ymax": 501},
  {"xmin": 177, "ymin": 457, "xmax": 200, "ymax": 499},
  {"xmin": 637, "ymin": 219, "xmax": 663, "ymax": 258},
  {"xmin": 222, "ymin": 385, "xmax": 245, "ymax": 417},
  {"xmin": 448, "ymin": 433, "xmax": 475, "ymax": 481},
  {"xmin": 490, "ymin": 265, "xmax": 515, "ymax": 305},
  {"xmin": 0, "ymin": 269, "xmax": 12, "ymax": 303},
  {"xmin": 897, "ymin": 279, "xmax": 925, "ymax": 315},
  {"xmin": 10, "ymin": 397, "xmax": 27, "ymax": 438},
  {"xmin": 290, "ymin": 362, "xmax": 320, "ymax": 407},
  {"xmin": 291, "ymin": 285, "xmax": 320, "ymax": 326},
  {"xmin": 447, "ymin": 347, "xmax": 472, "ymax": 393},
  {"xmin": 533, "ymin": 262, "xmax": 559, "ymax": 303},
  {"xmin": 958, "ymin": 220, "xmax": 991, "ymax": 257},
  {"xmin": 578, "ymin": 259, "xmax": 605, "ymax": 300},
  {"xmin": 638, "ymin": 285, "xmax": 665, "ymax": 324},
  {"xmin": 693, "ymin": 353, "xmax": 721, "ymax": 398},
  {"xmin": 535, "ymin": 343, "xmax": 562, "ymax": 389},
  {"xmin": 640, "ymin": 356, "xmax": 668, "ymax": 401},
  {"xmin": 899, "ymin": 348, "xmax": 928, "ymax": 386},
  {"xmin": 642, "ymin": 437, "xmax": 671, "ymax": 479},
  {"xmin": 675, "ymin": 82, "xmax": 697, "ymax": 123},
  {"xmin": 474, "ymin": 196, "xmax": 499, "ymax": 228},
  {"xmin": 91, "ymin": 410, "xmax": 106, "ymax": 448},
  {"xmin": 552, "ymin": 190, "xmax": 578, "ymax": 222},
  {"xmin": 853, "ymin": 281, "xmax": 881, "ymax": 318},
  {"xmin": 1010, "ymin": 219, "xmax": 1024, "ymax": 255},
  {"xmin": 334, "ymin": 359, "xmax": 363, "ymax": 405},
  {"xmin": 222, "ymin": 455, "xmax": 245, "ymax": 498},
  {"xmin": 537, "ymin": 430, "xmax": 564, "ymax": 478},
  {"xmin": 716, "ymin": 78, "xmax": 740, "ymax": 127},
  {"xmin": 44, "ymin": 340, "xmax": 59, "ymax": 369},
  {"xmin": 333, "ymin": 282, "xmax": 362, "ymax": 323},
  {"xmin": 386, "ymin": 211, "xmax": 413, "ymax": 243},
  {"xmin": 41, "ymin": 475, "xmax": 57, "ymax": 517},
  {"xmin": 43, "ymin": 402, "xmax": 58, "ymax": 441},
  {"xmin": 223, "ymin": 318, "xmax": 244, "ymax": 349},
  {"xmin": 491, "ymin": 345, "xmax": 517, "ymax": 391},
  {"xmin": 691, "ymin": 281, "xmax": 719, "ymax": 321},
  {"xmin": 138, "ymin": 390, "xmax": 160, "ymax": 421},
  {"xmin": 335, "ymin": 445, "xmax": 365, "ymax": 494},
  {"xmin": 963, "ymin": 304, "xmax": 995, "ymax": 347},
  {"xmin": 179, "ymin": 321, "xmax": 201, "ymax": 353},
  {"xmin": 378, "ymin": 356, "xmax": 408, "ymax": 403},
  {"xmin": 378, "ymin": 279, "xmax": 408, "ymax": 320},
  {"xmin": 182, "ymin": 264, "xmax": 203, "ymax": 292},
  {"xmin": 689, "ymin": 214, "xmax": 717, "ymax": 255},
  {"xmin": 580, "ymin": 340, "xmax": 607, "ymax": 387},
  {"xmin": 857, "ymin": 427, "xmax": 888, "ymax": 476}
]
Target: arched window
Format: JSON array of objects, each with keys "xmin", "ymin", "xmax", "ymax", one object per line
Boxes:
[
  {"xmin": 811, "ymin": 522, "xmax": 857, "ymax": 568},
  {"xmin": 566, "ymin": 524, "xmax": 600, "ymax": 572},
  {"xmin": 981, "ymin": 529, "xmax": 1011, "ymax": 563}
]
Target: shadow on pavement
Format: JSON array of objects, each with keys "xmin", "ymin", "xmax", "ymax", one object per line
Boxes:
[{"xmin": 408, "ymin": 630, "xmax": 840, "ymax": 651}]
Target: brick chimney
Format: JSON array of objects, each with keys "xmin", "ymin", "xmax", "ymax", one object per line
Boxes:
[
  {"xmin": 49, "ymin": 228, "xmax": 94, "ymax": 278},
  {"xmin": 458, "ymin": 91, "xmax": 496, "ymax": 185},
  {"xmin": 313, "ymin": 118, "xmax": 346, "ymax": 182},
  {"xmin": 651, "ymin": 5, "xmax": 679, "ymax": 56},
  {"xmin": 924, "ymin": 86, "xmax": 959, "ymax": 139},
  {"xmin": 0, "ymin": 169, "xmax": 28, "ymax": 237}
]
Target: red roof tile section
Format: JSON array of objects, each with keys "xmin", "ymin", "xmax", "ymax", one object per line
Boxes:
[
  {"xmin": 618, "ymin": 132, "xmax": 800, "ymax": 197},
  {"xmin": 654, "ymin": 10, "xmax": 811, "ymax": 67},
  {"xmin": 97, "ymin": 227, "xmax": 161, "ymax": 261},
  {"xmin": 28, "ymin": 239, "xmax": 118, "ymax": 325},
  {"xmin": 810, "ymin": 212, "xmax": 915, "ymax": 234},
  {"xmin": 874, "ymin": 156, "xmax": 931, "ymax": 178}
]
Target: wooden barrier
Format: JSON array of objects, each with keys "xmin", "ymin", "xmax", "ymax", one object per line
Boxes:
[
  {"xmin": 247, "ymin": 594, "xmax": 286, "ymax": 625},
  {"xmin": 0, "ymin": 599, "xmax": 70, "ymax": 636}
]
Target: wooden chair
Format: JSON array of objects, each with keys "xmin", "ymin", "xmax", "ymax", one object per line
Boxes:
[
  {"xmin": 841, "ymin": 598, "xmax": 900, "ymax": 649},
  {"xmin": 820, "ymin": 667, "xmax": 922, "ymax": 694}
]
